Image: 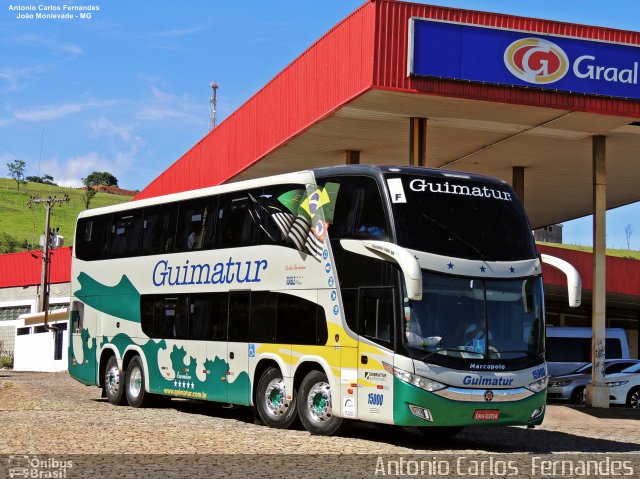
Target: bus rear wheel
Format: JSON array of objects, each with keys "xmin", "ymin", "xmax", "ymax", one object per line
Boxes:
[
  {"xmin": 104, "ymin": 355, "xmax": 127, "ymax": 406},
  {"xmin": 256, "ymin": 367, "xmax": 298, "ymax": 428},
  {"xmin": 298, "ymin": 370, "xmax": 343, "ymax": 435},
  {"xmin": 125, "ymin": 356, "xmax": 153, "ymax": 408}
]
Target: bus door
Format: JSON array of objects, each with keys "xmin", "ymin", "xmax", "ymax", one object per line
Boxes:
[
  {"xmin": 226, "ymin": 291, "xmax": 251, "ymax": 405},
  {"xmin": 357, "ymin": 287, "xmax": 396, "ymax": 424},
  {"xmin": 154, "ymin": 296, "xmax": 189, "ymax": 396},
  {"xmin": 189, "ymin": 293, "xmax": 227, "ymax": 402}
]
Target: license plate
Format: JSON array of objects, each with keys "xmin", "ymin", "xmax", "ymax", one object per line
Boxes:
[{"xmin": 474, "ymin": 409, "xmax": 500, "ymax": 421}]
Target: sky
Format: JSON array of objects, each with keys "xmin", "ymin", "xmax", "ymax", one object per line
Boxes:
[{"xmin": 1, "ymin": 0, "xmax": 639, "ymax": 249}]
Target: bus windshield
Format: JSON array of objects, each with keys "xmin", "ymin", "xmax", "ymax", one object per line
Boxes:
[
  {"xmin": 385, "ymin": 173, "xmax": 536, "ymax": 261},
  {"xmin": 405, "ymin": 271, "xmax": 544, "ymax": 362}
]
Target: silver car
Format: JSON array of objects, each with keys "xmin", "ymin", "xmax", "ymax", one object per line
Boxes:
[{"xmin": 547, "ymin": 359, "xmax": 640, "ymax": 404}]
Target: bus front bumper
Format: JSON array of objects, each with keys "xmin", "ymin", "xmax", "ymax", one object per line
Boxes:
[{"xmin": 393, "ymin": 377, "xmax": 546, "ymax": 427}]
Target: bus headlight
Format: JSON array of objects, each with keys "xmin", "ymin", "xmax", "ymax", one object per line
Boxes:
[
  {"xmin": 527, "ymin": 377, "xmax": 548, "ymax": 393},
  {"xmin": 383, "ymin": 362, "xmax": 446, "ymax": 392}
]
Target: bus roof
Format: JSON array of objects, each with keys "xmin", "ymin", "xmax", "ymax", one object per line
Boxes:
[{"xmin": 78, "ymin": 164, "xmax": 510, "ymax": 219}]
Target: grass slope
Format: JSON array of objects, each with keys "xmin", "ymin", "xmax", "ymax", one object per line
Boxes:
[
  {"xmin": 537, "ymin": 241, "xmax": 640, "ymax": 260},
  {"xmin": 0, "ymin": 178, "xmax": 132, "ymax": 252}
]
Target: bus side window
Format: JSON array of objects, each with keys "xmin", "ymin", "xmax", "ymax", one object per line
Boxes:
[
  {"xmin": 360, "ymin": 288, "xmax": 394, "ymax": 348},
  {"xmin": 110, "ymin": 211, "xmax": 143, "ymax": 258},
  {"xmin": 276, "ymin": 293, "xmax": 316, "ymax": 345},
  {"xmin": 228, "ymin": 291, "xmax": 250, "ymax": 342},
  {"xmin": 340, "ymin": 289, "xmax": 359, "ymax": 334},
  {"xmin": 75, "ymin": 215, "xmax": 112, "ymax": 261},
  {"xmin": 319, "ymin": 176, "xmax": 388, "ymax": 240},
  {"xmin": 175, "ymin": 196, "xmax": 218, "ymax": 252},
  {"xmin": 189, "ymin": 293, "xmax": 228, "ymax": 341},
  {"xmin": 249, "ymin": 291, "xmax": 277, "ymax": 343},
  {"xmin": 71, "ymin": 301, "xmax": 84, "ymax": 333},
  {"xmin": 141, "ymin": 204, "xmax": 178, "ymax": 255},
  {"xmin": 216, "ymin": 191, "xmax": 261, "ymax": 249},
  {"xmin": 258, "ymin": 184, "xmax": 303, "ymax": 247},
  {"xmin": 155, "ymin": 296, "xmax": 188, "ymax": 340},
  {"xmin": 140, "ymin": 295, "xmax": 155, "ymax": 337}
]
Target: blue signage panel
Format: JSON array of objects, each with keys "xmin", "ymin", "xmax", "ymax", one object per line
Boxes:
[{"xmin": 409, "ymin": 19, "xmax": 640, "ymax": 100}]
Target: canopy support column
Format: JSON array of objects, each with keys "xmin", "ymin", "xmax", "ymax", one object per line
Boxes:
[
  {"xmin": 346, "ymin": 150, "xmax": 360, "ymax": 165},
  {"xmin": 409, "ymin": 117, "xmax": 426, "ymax": 166},
  {"xmin": 512, "ymin": 166, "xmax": 525, "ymax": 204},
  {"xmin": 586, "ymin": 135, "xmax": 609, "ymax": 408}
]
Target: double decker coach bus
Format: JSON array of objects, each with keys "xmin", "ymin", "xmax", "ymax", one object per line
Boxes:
[{"xmin": 68, "ymin": 165, "xmax": 581, "ymax": 436}]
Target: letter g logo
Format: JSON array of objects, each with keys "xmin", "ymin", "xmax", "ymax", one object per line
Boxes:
[{"xmin": 504, "ymin": 38, "xmax": 569, "ymax": 84}]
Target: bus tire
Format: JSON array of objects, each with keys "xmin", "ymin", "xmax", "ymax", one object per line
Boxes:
[
  {"xmin": 104, "ymin": 355, "xmax": 127, "ymax": 406},
  {"xmin": 418, "ymin": 426, "xmax": 464, "ymax": 439},
  {"xmin": 298, "ymin": 370, "xmax": 343, "ymax": 435},
  {"xmin": 125, "ymin": 356, "xmax": 153, "ymax": 408},
  {"xmin": 255, "ymin": 367, "xmax": 298, "ymax": 429}
]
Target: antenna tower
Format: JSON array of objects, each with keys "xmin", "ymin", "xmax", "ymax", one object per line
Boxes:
[{"xmin": 209, "ymin": 81, "xmax": 219, "ymax": 131}]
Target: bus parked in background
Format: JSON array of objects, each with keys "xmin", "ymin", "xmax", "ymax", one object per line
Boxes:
[
  {"xmin": 68, "ymin": 165, "xmax": 581, "ymax": 436},
  {"xmin": 546, "ymin": 327, "xmax": 630, "ymax": 377}
]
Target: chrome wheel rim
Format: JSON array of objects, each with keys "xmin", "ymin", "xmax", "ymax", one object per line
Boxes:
[
  {"xmin": 264, "ymin": 378, "xmax": 290, "ymax": 417},
  {"xmin": 105, "ymin": 365, "xmax": 121, "ymax": 397},
  {"xmin": 307, "ymin": 382, "xmax": 332, "ymax": 422},
  {"xmin": 128, "ymin": 366, "xmax": 142, "ymax": 398},
  {"xmin": 630, "ymin": 391, "xmax": 640, "ymax": 408}
]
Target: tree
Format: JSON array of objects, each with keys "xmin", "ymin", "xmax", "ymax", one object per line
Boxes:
[
  {"xmin": 25, "ymin": 174, "xmax": 57, "ymax": 185},
  {"xmin": 625, "ymin": 224, "xmax": 633, "ymax": 250},
  {"xmin": 82, "ymin": 177, "xmax": 97, "ymax": 209},
  {"xmin": 7, "ymin": 159, "xmax": 26, "ymax": 191},
  {"xmin": 0, "ymin": 232, "xmax": 20, "ymax": 253},
  {"xmin": 85, "ymin": 171, "xmax": 118, "ymax": 187}
]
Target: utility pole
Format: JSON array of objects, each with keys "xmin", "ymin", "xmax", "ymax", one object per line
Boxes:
[{"xmin": 28, "ymin": 194, "xmax": 70, "ymax": 331}]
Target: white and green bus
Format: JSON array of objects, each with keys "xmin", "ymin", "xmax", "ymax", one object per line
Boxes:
[{"xmin": 69, "ymin": 165, "xmax": 581, "ymax": 436}]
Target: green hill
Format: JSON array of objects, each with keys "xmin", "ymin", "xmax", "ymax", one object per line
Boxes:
[
  {"xmin": 0, "ymin": 178, "xmax": 132, "ymax": 253},
  {"xmin": 537, "ymin": 241, "xmax": 640, "ymax": 260}
]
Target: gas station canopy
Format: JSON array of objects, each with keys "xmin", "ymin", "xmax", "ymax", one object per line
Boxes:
[{"xmin": 135, "ymin": 0, "xmax": 640, "ymax": 230}]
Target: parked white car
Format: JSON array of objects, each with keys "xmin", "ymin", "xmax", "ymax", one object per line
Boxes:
[{"xmin": 606, "ymin": 363, "xmax": 640, "ymax": 408}]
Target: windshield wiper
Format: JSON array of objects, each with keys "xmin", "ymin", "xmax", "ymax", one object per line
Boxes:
[
  {"xmin": 493, "ymin": 350, "xmax": 544, "ymax": 360},
  {"xmin": 419, "ymin": 212, "xmax": 487, "ymax": 260},
  {"xmin": 421, "ymin": 348, "xmax": 482, "ymax": 363}
]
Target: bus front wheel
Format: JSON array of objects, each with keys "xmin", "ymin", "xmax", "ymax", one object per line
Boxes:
[
  {"xmin": 125, "ymin": 356, "xmax": 153, "ymax": 408},
  {"xmin": 298, "ymin": 370, "xmax": 343, "ymax": 435},
  {"xmin": 104, "ymin": 355, "xmax": 127, "ymax": 406},
  {"xmin": 256, "ymin": 367, "xmax": 298, "ymax": 428}
]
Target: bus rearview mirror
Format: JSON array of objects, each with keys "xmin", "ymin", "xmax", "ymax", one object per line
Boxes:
[
  {"xmin": 340, "ymin": 239, "xmax": 423, "ymax": 301},
  {"xmin": 540, "ymin": 254, "xmax": 582, "ymax": 307}
]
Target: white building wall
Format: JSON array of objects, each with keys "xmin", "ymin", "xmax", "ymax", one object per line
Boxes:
[
  {"xmin": 0, "ymin": 282, "xmax": 70, "ymax": 355},
  {"xmin": 13, "ymin": 319, "xmax": 69, "ymax": 372}
]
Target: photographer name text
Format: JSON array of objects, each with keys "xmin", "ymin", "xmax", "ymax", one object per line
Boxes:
[{"xmin": 8, "ymin": 4, "xmax": 100, "ymax": 21}]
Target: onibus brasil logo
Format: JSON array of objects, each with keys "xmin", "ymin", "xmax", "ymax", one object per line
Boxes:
[{"xmin": 504, "ymin": 37, "xmax": 569, "ymax": 84}]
